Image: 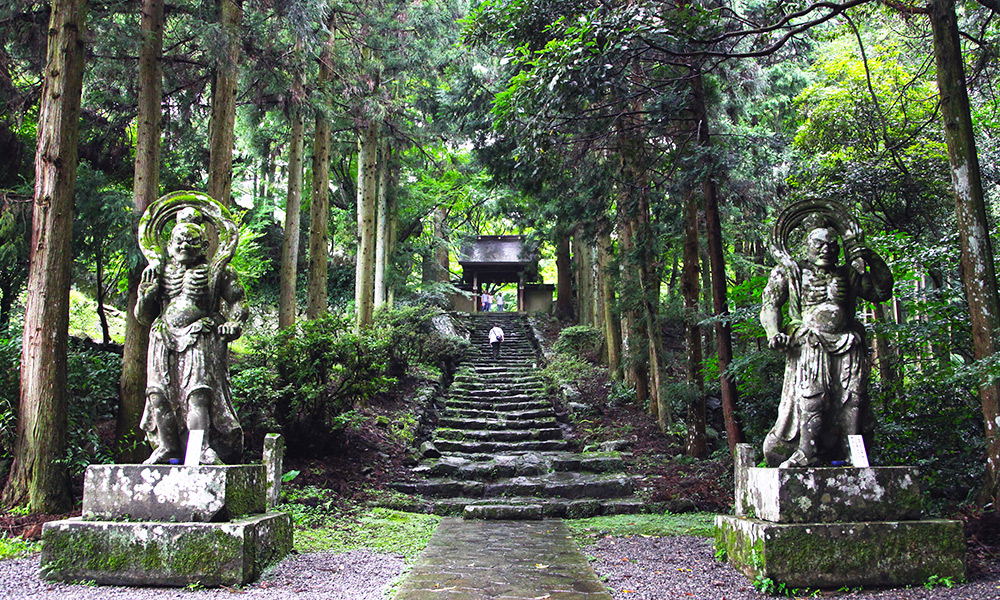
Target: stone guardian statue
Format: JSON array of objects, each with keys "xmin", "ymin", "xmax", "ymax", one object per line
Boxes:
[
  {"xmin": 760, "ymin": 200, "xmax": 893, "ymax": 468},
  {"xmin": 135, "ymin": 191, "xmax": 247, "ymax": 465}
]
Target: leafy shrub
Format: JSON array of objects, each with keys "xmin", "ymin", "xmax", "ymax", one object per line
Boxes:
[
  {"xmin": 553, "ymin": 325, "xmax": 602, "ymax": 361},
  {"xmin": 0, "ymin": 337, "xmax": 19, "ymax": 461},
  {"xmin": 231, "ymin": 307, "xmax": 469, "ymax": 455},
  {"xmin": 0, "ymin": 334, "xmax": 120, "ymax": 473}
]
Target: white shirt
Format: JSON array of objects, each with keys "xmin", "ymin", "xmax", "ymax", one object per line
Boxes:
[{"xmin": 489, "ymin": 326, "xmax": 504, "ymax": 343}]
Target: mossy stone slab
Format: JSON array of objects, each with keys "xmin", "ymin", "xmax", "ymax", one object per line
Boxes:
[
  {"xmin": 83, "ymin": 464, "xmax": 265, "ymax": 522},
  {"xmin": 738, "ymin": 465, "xmax": 922, "ymax": 523},
  {"xmin": 715, "ymin": 515, "xmax": 965, "ymax": 588},
  {"xmin": 40, "ymin": 512, "xmax": 292, "ymax": 587}
]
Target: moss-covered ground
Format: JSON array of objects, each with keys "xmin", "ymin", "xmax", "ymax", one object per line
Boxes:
[{"xmin": 566, "ymin": 512, "xmax": 716, "ymax": 540}]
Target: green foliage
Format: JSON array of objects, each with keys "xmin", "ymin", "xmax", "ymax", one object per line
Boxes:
[
  {"xmin": 64, "ymin": 343, "xmax": 122, "ymax": 472},
  {"xmin": 552, "ymin": 325, "xmax": 602, "ymax": 360},
  {"xmin": 0, "ymin": 335, "xmax": 119, "ymax": 473},
  {"xmin": 567, "ymin": 513, "xmax": 716, "ymax": 539},
  {"xmin": 277, "ymin": 486, "xmax": 439, "ymax": 560},
  {"xmin": 923, "ymin": 574, "xmax": 957, "ymax": 589},
  {"xmin": 231, "ymin": 307, "xmax": 469, "ymax": 454},
  {"xmin": 0, "ymin": 337, "xmax": 19, "ymax": 460},
  {"xmin": 540, "ymin": 352, "xmax": 599, "ymax": 395},
  {"xmin": 0, "ymin": 535, "xmax": 40, "ymax": 560}
]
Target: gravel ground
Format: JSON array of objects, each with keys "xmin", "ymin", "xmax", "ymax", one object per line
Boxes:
[
  {"xmin": 583, "ymin": 535, "xmax": 1000, "ymax": 600},
  {"xmin": 0, "ymin": 550, "xmax": 406, "ymax": 599},
  {"xmin": 3, "ymin": 536, "xmax": 998, "ymax": 599}
]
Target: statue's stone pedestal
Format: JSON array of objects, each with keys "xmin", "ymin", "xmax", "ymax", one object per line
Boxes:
[
  {"xmin": 715, "ymin": 445, "xmax": 965, "ymax": 588},
  {"xmin": 41, "ymin": 464, "xmax": 292, "ymax": 587}
]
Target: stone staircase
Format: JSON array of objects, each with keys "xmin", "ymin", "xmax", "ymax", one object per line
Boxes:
[{"xmin": 390, "ymin": 312, "xmax": 645, "ymax": 519}]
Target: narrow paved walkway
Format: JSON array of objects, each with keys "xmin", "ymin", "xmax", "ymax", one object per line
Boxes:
[{"xmin": 393, "ymin": 518, "xmax": 612, "ymax": 600}]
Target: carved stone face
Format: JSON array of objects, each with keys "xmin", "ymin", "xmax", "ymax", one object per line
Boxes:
[
  {"xmin": 168, "ymin": 223, "xmax": 206, "ymax": 265},
  {"xmin": 805, "ymin": 227, "xmax": 839, "ymax": 269}
]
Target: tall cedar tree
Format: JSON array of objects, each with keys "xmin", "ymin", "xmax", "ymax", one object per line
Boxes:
[{"xmin": 3, "ymin": 0, "xmax": 88, "ymax": 511}]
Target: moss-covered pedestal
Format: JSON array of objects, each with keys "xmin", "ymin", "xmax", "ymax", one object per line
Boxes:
[
  {"xmin": 41, "ymin": 464, "xmax": 292, "ymax": 587},
  {"xmin": 714, "ymin": 444, "xmax": 965, "ymax": 589}
]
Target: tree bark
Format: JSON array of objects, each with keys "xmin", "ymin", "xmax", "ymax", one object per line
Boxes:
[
  {"xmin": 598, "ymin": 230, "xmax": 622, "ymax": 380},
  {"xmin": 574, "ymin": 229, "xmax": 595, "ymax": 326},
  {"xmin": 3, "ymin": 0, "xmax": 87, "ymax": 512},
  {"xmin": 206, "ymin": 0, "xmax": 241, "ymax": 207},
  {"xmin": 682, "ymin": 188, "xmax": 707, "ymax": 458},
  {"xmin": 277, "ymin": 101, "xmax": 304, "ymax": 330},
  {"xmin": 432, "ymin": 205, "xmax": 449, "ymax": 282},
  {"xmin": 355, "ymin": 120, "xmax": 378, "ymax": 329},
  {"xmin": 116, "ymin": 0, "xmax": 164, "ymax": 463},
  {"xmin": 930, "ymin": 0, "xmax": 1000, "ymax": 504},
  {"xmin": 691, "ymin": 69, "xmax": 744, "ymax": 455},
  {"xmin": 555, "ymin": 230, "xmax": 574, "ymax": 320},
  {"xmin": 374, "ymin": 137, "xmax": 390, "ymax": 308},
  {"xmin": 617, "ymin": 216, "xmax": 650, "ymax": 411},
  {"xmin": 306, "ymin": 26, "xmax": 335, "ymax": 321}
]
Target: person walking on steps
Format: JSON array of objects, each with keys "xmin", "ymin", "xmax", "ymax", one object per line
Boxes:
[{"xmin": 489, "ymin": 322, "xmax": 504, "ymax": 359}]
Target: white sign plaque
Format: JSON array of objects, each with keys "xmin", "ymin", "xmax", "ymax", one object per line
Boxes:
[
  {"xmin": 848, "ymin": 434, "xmax": 869, "ymax": 467},
  {"xmin": 184, "ymin": 429, "xmax": 205, "ymax": 466}
]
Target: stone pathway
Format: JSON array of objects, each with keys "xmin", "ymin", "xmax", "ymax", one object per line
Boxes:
[
  {"xmin": 391, "ymin": 313, "xmax": 642, "ymax": 519},
  {"xmin": 393, "ymin": 518, "xmax": 612, "ymax": 600}
]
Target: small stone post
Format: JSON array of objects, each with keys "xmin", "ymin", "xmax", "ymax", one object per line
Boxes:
[
  {"xmin": 263, "ymin": 433, "xmax": 285, "ymax": 508},
  {"xmin": 734, "ymin": 443, "xmax": 756, "ymax": 517}
]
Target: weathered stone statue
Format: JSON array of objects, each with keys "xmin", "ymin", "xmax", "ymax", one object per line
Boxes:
[
  {"xmin": 760, "ymin": 200, "xmax": 893, "ymax": 468},
  {"xmin": 136, "ymin": 191, "xmax": 247, "ymax": 465}
]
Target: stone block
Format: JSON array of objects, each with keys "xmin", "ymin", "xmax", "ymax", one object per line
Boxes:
[
  {"xmin": 737, "ymin": 465, "xmax": 922, "ymax": 523},
  {"xmin": 41, "ymin": 512, "xmax": 292, "ymax": 587},
  {"xmin": 463, "ymin": 504, "xmax": 543, "ymax": 520},
  {"xmin": 83, "ymin": 464, "xmax": 265, "ymax": 522},
  {"xmin": 714, "ymin": 515, "xmax": 965, "ymax": 588},
  {"xmin": 263, "ymin": 433, "xmax": 285, "ymax": 508}
]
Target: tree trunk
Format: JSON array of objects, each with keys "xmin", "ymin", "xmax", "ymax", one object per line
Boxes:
[
  {"xmin": 3, "ymin": 0, "xmax": 87, "ymax": 512},
  {"xmin": 277, "ymin": 102, "xmax": 304, "ymax": 330},
  {"xmin": 692, "ymin": 70, "xmax": 744, "ymax": 455},
  {"xmin": 116, "ymin": 0, "xmax": 163, "ymax": 463},
  {"xmin": 386, "ymin": 157, "xmax": 399, "ymax": 307},
  {"xmin": 555, "ymin": 230, "xmax": 574, "ymax": 320},
  {"xmin": 95, "ymin": 252, "xmax": 110, "ymax": 345},
  {"xmin": 682, "ymin": 188, "xmax": 707, "ymax": 458},
  {"xmin": 355, "ymin": 121, "xmax": 378, "ymax": 329},
  {"xmin": 930, "ymin": 0, "xmax": 1000, "ymax": 504},
  {"xmin": 618, "ymin": 216, "xmax": 650, "ymax": 412},
  {"xmin": 598, "ymin": 230, "xmax": 622, "ymax": 380},
  {"xmin": 306, "ymin": 113, "xmax": 331, "ymax": 320},
  {"xmin": 374, "ymin": 137, "xmax": 390, "ymax": 308},
  {"xmin": 872, "ymin": 302, "xmax": 900, "ymax": 408},
  {"xmin": 306, "ymin": 25, "xmax": 335, "ymax": 321},
  {"xmin": 574, "ymin": 229, "xmax": 595, "ymax": 326},
  {"xmin": 432, "ymin": 205, "xmax": 449, "ymax": 282},
  {"xmin": 206, "ymin": 0, "xmax": 241, "ymax": 207}
]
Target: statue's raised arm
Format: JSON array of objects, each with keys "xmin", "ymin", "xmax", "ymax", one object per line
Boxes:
[
  {"xmin": 136, "ymin": 192, "xmax": 245, "ymax": 465},
  {"xmin": 760, "ymin": 199, "xmax": 893, "ymax": 468}
]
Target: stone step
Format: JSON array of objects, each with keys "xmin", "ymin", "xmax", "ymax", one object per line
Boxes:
[
  {"xmin": 411, "ymin": 452, "xmax": 626, "ymax": 480},
  {"xmin": 434, "ymin": 438, "xmax": 572, "ymax": 454},
  {"xmin": 437, "ymin": 416, "xmax": 557, "ymax": 431},
  {"xmin": 435, "ymin": 427, "xmax": 563, "ymax": 443},
  {"xmin": 390, "ymin": 472, "xmax": 636, "ymax": 500},
  {"xmin": 444, "ymin": 399, "xmax": 552, "ymax": 412},
  {"xmin": 449, "ymin": 387, "xmax": 546, "ymax": 398},
  {"xmin": 442, "ymin": 407, "xmax": 555, "ymax": 420},
  {"xmin": 447, "ymin": 392, "xmax": 543, "ymax": 404},
  {"xmin": 453, "ymin": 369, "xmax": 545, "ymax": 384}
]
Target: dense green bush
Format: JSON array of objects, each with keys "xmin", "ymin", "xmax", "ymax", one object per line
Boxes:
[
  {"xmin": 552, "ymin": 325, "xmax": 602, "ymax": 361},
  {"xmin": 0, "ymin": 335, "xmax": 120, "ymax": 473},
  {"xmin": 231, "ymin": 306, "xmax": 470, "ymax": 455}
]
